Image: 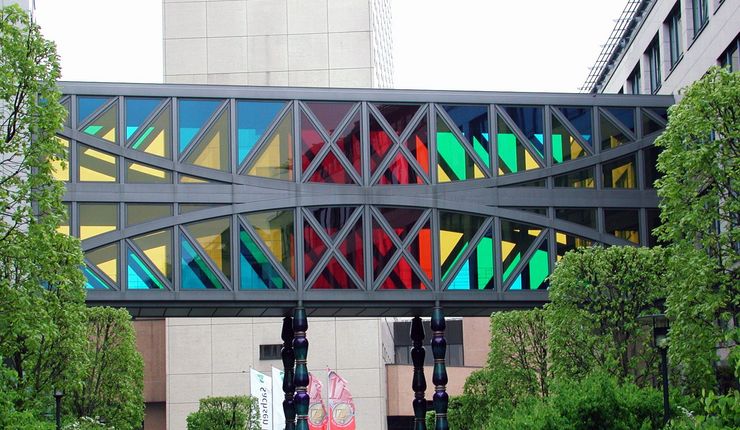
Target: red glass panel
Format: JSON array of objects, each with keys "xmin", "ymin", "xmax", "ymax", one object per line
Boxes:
[
  {"xmin": 335, "ymin": 112, "xmax": 362, "ymax": 174},
  {"xmin": 405, "ymin": 121, "xmax": 429, "ymax": 174},
  {"xmin": 379, "ymin": 207, "xmax": 424, "ymax": 241},
  {"xmin": 379, "ymin": 152, "xmax": 423, "ymax": 185},
  {"xmin": 303, "ymin": 224, "xmax": 327, "ymax": 277},
  {"xmin": 339, "ymin": 218, "xmax": 364, "ymax": 280},
  {"xmin": 309, "ymin": 206, "xmax": 356, "ymax": 240},
  {"xmin": 309, "ymin": 150, "xmax": 355, "ymax": 184},
  {"xmin": 301, "ymin": 112, "xmax": 325, "ymax": 172},
  {"xmin": 305, "ymin": 102, "xmax": 353, "ymax": 136},
  {"xmin": 407, "ymin": 220, "xmax": 433, "ymax": 279},
  {"xmin": 370, "ymin": 115, "xmax": 393, "ymax": 173},
  {"xmin": 380, "ymin": 256, "xmax": 427, "ymax": 290},
  {"xmin": 373, "ymin": 104, "xmax": 420, "ymax": 136},
  {"xmin": 312, "ymin": 257, "xmax": 357, "ymax": 289},
  {"xmin": 372, "ymin": 219, "xmax": 396, "ymax": 277}
]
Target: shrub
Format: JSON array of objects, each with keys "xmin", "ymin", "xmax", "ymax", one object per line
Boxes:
[{"xmin": 186, "ymin": 396, "xmax": 260, "ymax": 430}]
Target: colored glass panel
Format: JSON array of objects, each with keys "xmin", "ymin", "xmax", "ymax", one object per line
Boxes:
[
  {"xmin": 373, "ymin": 104, "xmax": 420, "ymax": 136},
  {"xmin": 86, "ymin": 244, "xmax": 118, "ymax": 284},
  {"xmin": 379, "ymin": 152, "xmax": 423, "ymax": 185},
  {"xmin": 125, "ymin": 161, "xmax": 172, "ymax": 183},
  {"xmin": 301, "ymin": 112, "xmax": 325, "ymax": 172},
  {"xmin": 437, "ymin": 116, "xmax": 484, "ymax": 182},
  {"xmin": 605, "ymin": 107, "xmax": 635, "ymax": 133},
  {"xmin": 312, "ymin": 257, "xmax": 358, "ymax": 289},
  {"xmin": 380, "ymin": 256, "xmax": 426, "ymax": 290},
  {"xmin": 83, "ymin": 102, "xmax": 118, "ymax": 143},
  {"xmin": 247, "ymin": 111, "xmax": 294, "ymax": 180},
  {"xmin": 556, "ymin": 208, "xmax": 596, "ymax": 228},
  {"xmin": 58, "ymin": 204, "xmax": 70, "ymax": 236},
  {"xmin": 51, "ymin": 136, "xmax": 70, "ymax": 181},
  {"xmin": 61, "ymin": 97, "xmax": 71, "ymax": 128},
  {"xmin": 439, "ymin": 211, "xmax": 486, "ymax": 279},
  {"xmin": 600, "ymin": 113, "xmax": 632, "ymax": 150},
  {"xmin": 555, "ymin": 231, "xmax": 593, "ymax": 260},
  {"xmin": 605, "ymin": 209, "xmax": 640, "ymax": 244},
  {"xmin": 509, "ymin": 239, "xmax": 549, "ymax": 290},
  {"xmin": 501, "ymin": 220, "xmax": 541, "ymax": 283},
  {"xmin": 306, "ymin": 102, "xmax": 353, "ymax": 135},
  {"xmin": 603, "ymin": 155, "xmax": 637, "ymax": 188},
  {"xmin": 237, "ymin": 100, "xmax": 285, "ymax": 164},
  {"xmin": 407, "ymin": 219, "xmax": 432, "ymax": 279},
  {"xmin": 442, "ymin": 104, "xmax": 490, "ymax": 167},
  {"xmin": 503, "ymin": 106, "xmax": 544, "ymax": 156},
  {"xmin": 179, "ymin": 99, "xmax": 222, "ymax": 152},
  {"xmin": 180, "ymin": 233, "xmax": 224, "ymax": 289},
  {"xmin": 448, "ymin": 230, "xmax": 494, "ymax": 290},
  {"xmin": 246, "ymin": 210, "xmax": 295, "ymax": 278},
  {"xmin": 130, "ymin": 103, "xmax": 171, "ymax": 159},
  {"xmin": 641, "ymin": 109, "xmax": 664, "ymax": 136},
  {"xmin": 552, "ymin": 115, "xmax": 587, "ymax": 163},
  {"xmin": 379, "ymin": 207, "xmax": 424, "ymax": 241},
  {"xmin": 369, "ymin": 114, "xmax": 394, "ymax": 173},
  {"xmin": 497, "ymin": 117, "xmax": 540, "ymax": 175},
  {"xmin": 79, "ymin": 203, "xmax": 117, "ymax": 240},
  {"xmin": 405, "ymin": 121, "xmax": 429, "ymax": 174},
  {"xmin": 557, "ymin": 107, "xmax": 592, "ymax": 144},
  {"xmin": 127, "ymin": 246, "xmax": 165, "ymax": 289},
  {"xmin": 84, "ymin": 266, "xmax": 112, "ymax": 290},
  {"xmin": 132, "ymin": 229, "xmax": 173, "ymax": 280},
  {"xmin": 339, "ymin": 218, "xmax": 364, "ymax": 280},
  {"xmin": 78, "ymin": 145, "xmax": 117, "ymax": 182},
  {"xmin": 184, "ymin": 109, "xmax": 230, "ymax": 172},
  {"xmin": 126, "ymin": 204, "xmax": 172, "ymax": 227},
  {"xmin": 180, "ymin": 204, "xmax": 219, "ymax": 214},
  {"xmin": 78, "ymin": 96, "xmax": 110, "ymax": 125},
  {"xmin": 185, "ymin": 217, "xmax": 231, "ymax": 280},
  {"xmin": 240, "ymin": 226, "xmax": 286, "ymax": 289},
  {"xmin": 335, "ymin": 111, "xmax": 362, "ymax": 174},
  {"xmin": 303, "ymin": 223, "xmax": 327, "ymax": 277},
  {"xmin": 309, "ymin": 150, "xmax": 355, "ymax": 184},
  {"xmin": 179, "ymin": 175, "xmax": 211, "ymax": 184},
  {"xmin": 125, "ymin": 98, "xmax": 161, "ymax": 139},
  {"xmin": 372, "ymin": 219, "xmax": 396, "ymax": 277},
  {"xmin": 554, "ymin": 168, "xmax": 595, "ymax": 188},
  {"xmin": 309, "ymin": 206, "xmax": 357, "ymax": 239}
]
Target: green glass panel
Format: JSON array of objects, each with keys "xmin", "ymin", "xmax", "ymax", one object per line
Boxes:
[
  {"xmin": 132, "ymin": 229, "xmax": 173, "ymax": 281},
  {"xmin": 501, "ymin": 220, "xmax": 541, "ymax": 283},
  {"xmin": 180, "ymin": 234, "xmax": 224, "ymax": 289},
  {"xmin": 185, "ymin": 217, "xmax": 231, "ymax": 280},
  {"xmin": 448, "ymin": 231, "xmax": 494, "ymax": 290},
  {"xmin": 247, "ymin": 112, "xmax": 294, "ymax": 180},
  {"xmin": 86, "ymin": 244, "xmax": 118, "ymax": 284},
  {"xmin": 84, "ymin": 266, "xmax": 112, "ymax": 290},
  {"xmin": 78, "ymin": 145, "xmax": 117, "ymax": 182},
  {"xmin": 125, "ymin": 161, "xmax": 172, "ymax": 184},
  {"xmin": 130, "ymin": 103, "xmax": 171, "ymax": 159},
  {"xmin": 509, "ymin": 239, "xmax": 549, "ymax": 290},
  {"xmin": 240, "ymin": 227, "xmax": 286, "ymax": 289},
  {"xmin": 184, "ymin": 109, "xmax": 230, "ymax": 172},
  {"xmin": 552, "ymin": 115, "xmax": 587, "ymax": 164},
  {"xmin": 83, "ymin": 102, "xmax": 118, "ymax": 143},
  {"xmin": 127, "ymin": 246, "xmax": 165, "ymax": 289},
  {"xmin": 126, "ymin": 204, "xmax": 173, "ymax": 227},
  {"xmin": 245, "ymin": 210, "xmax": 295, "ymax": 278},
  {"xmin": 439, "ymin": 211, "xmax": 485, "ymax": 279},
  {"xmin": 437, "ymin": 116, "xmax": 485, "ymax": 182},
  {"xmin": 497, "ymin": 117, "xmax": 540, "ymax": 175},
  {"xmin": 79, "ymin": 203, "xmax": 118, "ymax": 240}
]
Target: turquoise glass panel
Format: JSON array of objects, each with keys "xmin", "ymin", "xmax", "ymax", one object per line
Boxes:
[
  {"xmin": 84, "ymin": 266, "xmax": 111, "ymax": 289},
  {"xmin": 237, "ymin": 101, "xmax": 285, "ymax": 164},
  {"xmin": 127, "ymin": 247, "xmax": 165, "ymax": 289},
  {"xmin": 126, "ymin": 98, "xmax": 161, "ymax": 139},
  {"xmin": 179, "ymin": 99, "xmax": 222, "ymax": 152},
  {"xmin": 239, "ymin": 227, "xmax": 286, "ymax": 289},
  {"xmin": 78, "ymin": 96, "xmax": 110, "ymax": 125},
  {"xmin": 181, "ymin": 234, "xmax": 224, "ymax": 289}
]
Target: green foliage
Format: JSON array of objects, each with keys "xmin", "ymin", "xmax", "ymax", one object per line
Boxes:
[
  {"xmin": 547, "ymin": 246, "xmax": 669, "ymax": 385},
  {"xmin": 63, "ymin": 417, "xmax": 114, "ymax": 430},
  {"xmin": 186, "ymin": 396, "xmax": 261, "ymax": 430},
  {"xmin": 0, "ymin": 3, "xmax": 87, "ymax": 420},
  {"xmin": 669, "ymin": 390, "xmax": 740, "ymax": 429},
  {"xmin": 66, "ymin": 307, "xmax": 144, "ymax": 430}
]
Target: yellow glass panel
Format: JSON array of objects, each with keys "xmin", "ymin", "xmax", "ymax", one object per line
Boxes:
[
  {"xmin": 130, "ymin": 104, "xmax": 171, "ymax": 158},
  {"xmin": 440, "ymin": 230, "xmax": 463, "ymax": 266},
  {"xmin": 524, "ymin": 151, "xmax": 538, "ymax": 170},
  {"xmin": 78, "ymin": 145, "xmax": 117, "ymax": 182},
  {"xmin": 179, "ymin": 175, "xmax": 209, "ymax": 184},
  {"xmin": 438, "ymin": 165, "xmax": 452, "ymax": 183},
  {"xmin": 473, "ymin": 164, "xmax": 484, "ymax": 179},
  {"xmin": 247, "ymin": 112, "xmax": 294, "ymax": 180},
  {"xmin": 556, "ymin": 232, "xmax": 567, "ymax": 245},
  {"xmin": 502, "ymin": 241, "xmax": 515, "ymax": 261},
  {"xmin": 86, "ymin": 244, "xmax": 118, "ymax": 283},
  {"xmin": 185, "ymin": 218, "xmax": 231, "ymax": 279},
  {"xmin": 614, "ymin": 230, "xmax": 639, "ymax": 244},
  {"xmin": 51, "ymin": 136, "xmax": 69, "ymax": 181},
  {"xmin": 246, "ymin": 210, "xmax": 294, "ymax": 277},
  {"xmin": 79, "ymin": 203, "xmax": 118, "ymax": 240},
  {"xmin": 611, "ymin": 163, "xmax": 636, "ymax": 188},
  {"xmin": 528, "ymin": 229, "xmax": 541, "ymax": 237},
  {"xmin": 132, "ymin": 229, "xmax": 173, "ymax": 280},
  {"xmin": 184, "ymin": 110, "xmax": 229, "ymax": 171},
  {"xmin": 570, "ymin": 137, "xmax": 584, "ymax": 158},
  {"xmin": 125, "ymin": 161, "xmax": 172, "ymax": 184}
]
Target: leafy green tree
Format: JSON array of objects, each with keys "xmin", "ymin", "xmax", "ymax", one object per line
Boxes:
[
  {"xmin": 547, "ymin": 246, "xmax": 669, "ymax": 385},
  {"xmin": 0, "ymin": 3, "xmax": 87, "ymax": 420},
  {"xmin": 66, "ymin": 307, "xmax": 144, "ymax": 430},
  {"xmin": 186, "ymin": 396, "xmax": 261, "ymax": 430},
  {"xmin": 654, "ymin": 66, "xmax": 740, "ymax": 394}
]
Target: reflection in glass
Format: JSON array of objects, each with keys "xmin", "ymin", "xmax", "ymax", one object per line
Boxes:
[
  {"xmin": 179, "ymin": 99, "xmax": 222, "ymax": 152},
  {"xmin": 605, "ymin": 209, "xmax": 639, "ymax": 244},
  {"xmin": 309, "ymin": 150, "xmax": 355, "ymax": 184},
  {"xmin": 369, "ymin": 114, "xmax": 393, "ymax": 173},
  {"xmin": 554, "ymin": 168, "xmax": 595, "ymax": 188},
  {"xmin": 247, "ymin": 112, "xmax": 294, "ymax": 180},
  {"xmin": 313, "ymin": 257, "xmax": 359, "ymax": 289},
  {"xmin": 603, "ymin": 156, "xmax": 637, "ymax": 188},
  {"xmin": 185, "ymin": 217, "xmax": 231, "ymax": 280},
  {"xmin": 335, "ymin": 111, "xmax": 362, "ymax": 175},
  {"xmin": 373, "ymin": 104, "xmax": 420, "ymax": 136},
  {"xmin": 556, "ymin": 208, "xmax": 597, "ymax": 228},
  {"xmin": 305, "ymin": 102, "xmax": 353, "ymax": 135},
  {"xmin": 78, "ymin": 96, "xmax": 111, "ymax": 126},
  {"xmin": 644, "ymin": 145, "xmax": 662, "ymax": 189},
  {"xmin": 448, "ymin": 228, "xmax": 494, "ymax": 290},
  {"xmin": 600, "ymin": 113, "xmax": 632, "ymax": 150},
  {"xmin": 555, "ymin": 231, "xmax": 593, "ymax": 260},
  {"xmin": 557, "ymin": 107, "xmax": 592, "ymax": 144},
  {"xmin": 380, "ymin": 256, "xmax": 426, "ymax": 290},
  {"xmin": 508, "ymin": 239, "xmax": 549, "ymax": 290},
  {"xmin": 301, "ymin": 112, "xmax": 325, "ymax": 172},
  {"xmin": 184, "ymin": 109, "xmax": 230, "ymax": 172},
  {"xmin": 501, "ymin": 220, "xmax": 541, "ymax": 283},
  {"xmin": 237, "ymin": 100, "xmax": 285, "ymax": 164},
  {"xmin": 246, "ymin": 210, "xmax": 295, "ymax": 278}
]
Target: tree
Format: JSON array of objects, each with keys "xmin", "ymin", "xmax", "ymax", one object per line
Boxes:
[
  {"xmin": 66, "ymin": 307, "xmax": 144, "ymax": 430},
  {"xmin": 654, "ymin": 66, "xmax": 739, "ymax": 394},
  {"xmin": 0, "ymin": 3, "xmax": 87, "ymax": 420},
  {"xmin": 186, "ymin": 396, "xmax": 261, "ymax": 430}
]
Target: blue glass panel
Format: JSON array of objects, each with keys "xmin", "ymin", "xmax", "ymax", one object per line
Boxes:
[
  {"xmin": 237, "ymin": 100, "xmax": 285, "ymax": 164},
  {"xmin": 125, "ymin": 98, "xmax": 161, "ymax": 140},
  {"xmin": 78, "ymin": 96, "xmax": 110, "ymax": 125},
  {"xmin": 239, "ymin": 227, "xmax": 286, "ymax": 289},
  {"xmin": 503, "ymin": 106, "xmax": 544, "ymax": 156},
  {"xmin": 557, "ymin": 107, "xmax": 592, "ymax": 143},
  {"xmin": 127, "ymin": 247, "xmax": 165, "ymax": 289},
  {"xmin": 442, "ymin": 105, "xmax": 490, "ymax": 167},
  {"xmin": 84, "ymin": 266, "xmax": 111, "ymax": 289},
  {"xmin": 179, "ymin": 99, "xmax": 222, "ymax": 152},
  {"xmin": 606, "ymin": 107, "xmax": 635, "ymax": 133},
  {"xmin": 181, "ymin": 234, "xmax": 224, "ymax": 289}
]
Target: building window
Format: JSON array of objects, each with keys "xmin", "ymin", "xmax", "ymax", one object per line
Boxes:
[
  {"xmin": 628, "ymin": 65, "xmax": 641, "ymax": 94},
  {"xmin": 393, "ymin": 320, "xmax": 464, "ymax": 367},
  {"xmin": 719, "ymin": 34, "xmax": 740, "ymax": 72},
  {"xmin": 692, "ymin": 0, "xmax": 709, "ymax": 37},
  {"xmin": 647, "ymin": 36, "xmax": 662, "ymax": 93},
  {"xmin": 666, "ymin": 5, "xmax": 682, "ymax": 68},
  {"xmin": 259, "ymin": 344, "xmax": 282, "ymax": 360}
]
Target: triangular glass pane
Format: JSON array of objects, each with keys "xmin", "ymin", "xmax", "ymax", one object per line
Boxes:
[
  {"xmin": 237, "ymin": 100, "xmax": 285, "ymax": 165},
  {"xmin": 379, "ymin": 207, "xmax": 424, "ymax": 241},
  {"xmin": 306, "ymin": 102, "xmax": 353, "ymax": 136},
  {"xmin": 247, "ymin": 111, "xmax": 294, "ymax": 180},
  {"xmin": 308, "ymin": 206, "xmax": 357, "ymax": 240},
  {"xmin": 508, "ymin": 239, "xmax": 549, "ymax": 290},
  {"xmin": 301, "ymin": 112, "xmax": 325, "ymax": 172},
  {"xmin": 240, "ymin": 226, "xmax": 287, "ymax": 289},
  {"xmin": 497, "ymin": 117, "xmax": 540, "ymax": 175},
  {"xmin": 61, "ymin": 98, "xmax": 71, "ymax": 128},
  {"xmin": 78, "ymin": 96, "xmax": 111, "ymax": 125},
  {"xmin": 132, "ymin": 229, "xmax": 173, "ymax": 281},
  {"xmin": 246, "ymin": 210, "xmax": 295, "ymax": 278},
  {"xmin": 127, "ymin": 246, "xmax": 165, "ymax": 290},
  {"xmin": 555, "ymin": 231, "xmax": 593, "ymax": 261},
  {"xmin": 184, "ymin": 217, "xmax": 231, "ymax": 280},
  {"xmin": 502, "ymin": 106, "xmax": 544, "ymax": 156},
  {"xmin": 372, "ymin": 218, "xmax": 396, "ymax": 278},
  {"xmin": 437, "ymin": 115, "xmax": 485, "ymax": 182},
  {"xmin": 311, "ymin": 257, "xmax": 359, "ymax": 289},
  {"xmin": 84, "ymin": 266, "xmax": 112, "ymax": 290},
  {"xmin": 373, "ymin": 104, "xmax": 420, "ymax": 136},
  {"xmin": 335, "ymin": 111, "xmax": 362, "ymax": 175},
  {"xmin": 380, "ymin": 256, "xmax": 426, "ymax": 290},
  {"xmin": 126, "ymin": 204, "xmax": 173, "ymax": 227},
  {"xmin": 379, "ymin": 152, "xmax": 423, "ymax": 185},
  {"xmin": 303, "ymin": 222, "xmax": 328, "ymax": 278},
  {"xmin": 405, "ymin": 120, "xmax": 429, "ymax": 175},
  {"xmin": 184, "ymin": 109, "xmax": 230, "ymax": 172},
  {"xmin": 83, "ymin": 102, "xmax": 118, "ymax": 143},
  {"xmin": 369, "ymin": 114, "xmax": 393, "ymax": 173},
  {"xmin": 448, "ymin": 229, "xmax": 494, "ymax": 290},
  {"xmin": 605, "ymin": 107, "xmax": 635, "ymax": 133},
  {"xmin": 501, "ymin": 220, "xmax": 541, "ymax": 283},
  {"xmin": 125, "ymin": 161, "xmax": 172, "ymax": 184},
  {"xmin": 648, "ymin": 107, "xmax": 668, "ymax": 122},
  {"xmin": 557, "ymin": 107, "xmax": 592, "ymax": 144},
  {"xmin": 339, "ymin": 218, "xmax": 364, "ymax": 280},
  {"xmin": 442, "ymin": 104, "xmax": 490, "ymax": 167},
  {"xmin": 641, "ymin": 109, "xmax": 664, "ymax": 136},
  {"xmin": 552, "ymin": 115, "xmax": 587, "ymax": 164},
  {"xmin": 179, "ymin": 99, "xmax": 222, "ymax": 152},
  {"xmin": 439, "ymin": 211, "xmax": 486, "ymax": 280},
  {"xmin": 309, "ymin": 150, "xmax": 356, "ymax": 184},
  {"xmin": 180, "ymin": 233, "xmax": 224, "ymax": 289},
  {"xmin": 600, "ymin": 113, "xmax": 633, "ymax": 150},
  {"xmin": 406, "ymin": 218, "xmax": 432, "ymax": 279},
  {"xmin": 125, "ymin": 98, "xmax": 162, "ymax": 140},
  {"xmin": 130, "ymin": 103, "xmax": 171, "ymax": 159},
  {"xmin": 554, "ymin": 168, "xmax": 595, "ymax": 188},
  {"xmin": 86, "ymin": 244, "xmax": 118, "ymax": 284}
]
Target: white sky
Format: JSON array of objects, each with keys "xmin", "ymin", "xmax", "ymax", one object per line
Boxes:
[{"xmin": 34, "ymin": 0, "xmax": 627, "ymax": 93}]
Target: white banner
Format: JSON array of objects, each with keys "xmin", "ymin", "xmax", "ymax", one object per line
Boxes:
[
  {"xmin": 271, "ymin": 367, "xmax": 285, "ymax": 430},
  {"xmin": 250, "ymin": 369, "xmax": 272, "ymax": 430}
]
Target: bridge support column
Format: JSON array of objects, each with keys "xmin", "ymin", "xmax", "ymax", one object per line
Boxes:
[
  {"xmin": 281, "ymin": 317, "xmax": 296, "ymax": 430},
  {"xmin": 431, "ymin": 307, "xmax": 449, "ymax": 430},
  {"xmin": 292, "ymin": 307, "xmax": 310, "ymax": 430},
  {"xmin": 410, "ymin": 316, "xmax": 427, "ymax": 430}
]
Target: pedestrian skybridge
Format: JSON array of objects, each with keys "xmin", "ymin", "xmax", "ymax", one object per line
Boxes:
[{"xmin": 58, "ymin": 82, "xmax": 673, "ymax": 318}]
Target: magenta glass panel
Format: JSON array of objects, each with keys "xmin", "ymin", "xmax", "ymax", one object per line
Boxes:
[
  {"xmin": 372, "ymin": 219, "xmax": 396, "ymax": 277},
  {"xmin": 301, "ymin": 112, "xmax": 325, "ymax": 172},
  {"xmin": 335, "ymin": 112, "xmax": 362, "ymax": 174},
  {"xmin": 373, "ymin": 104, "xmax": 420, "ymax": 136},
  {"xmin": 379, "ymin": 152, "xmax": 423, "ymax": 185},
  {"xmin": 339, "ymin": 218, "xmax": 364, "ymax": 280},
  {"xmin": 312, "ymin": 257, "xmax": 357, "ymax": 289},
  {"xmin": 305, "ymin": 102, "xmax": 353, "ymax": 136},
  {"xmin": 309, "ymin": 150, "xmax": 355, "ymax": 184},
  {"xmin": 379, "ymin": 207, "xmax": 424, "ymax": 241},
  {"xmin": 303, "ymin": 224, "xmax": 327, "ymax": 277},
  {"xmin": 370, "ymin": 115, "xmax": 393, "ymax": 173},
  {"xmin": 309, "ymin": 206, "xmax": 357, "ymax": 239},
  {"xmin": 405, "ymin": 121, "xmax": 429, "ymax": 174},
  {"xmin": 380, "ymin": 256, "xmax": 427, "ymax": 290}
]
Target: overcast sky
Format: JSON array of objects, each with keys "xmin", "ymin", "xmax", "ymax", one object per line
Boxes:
[{"xmin": 34, "ymin": 0, "xmax": 627, "ymax": 93}]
